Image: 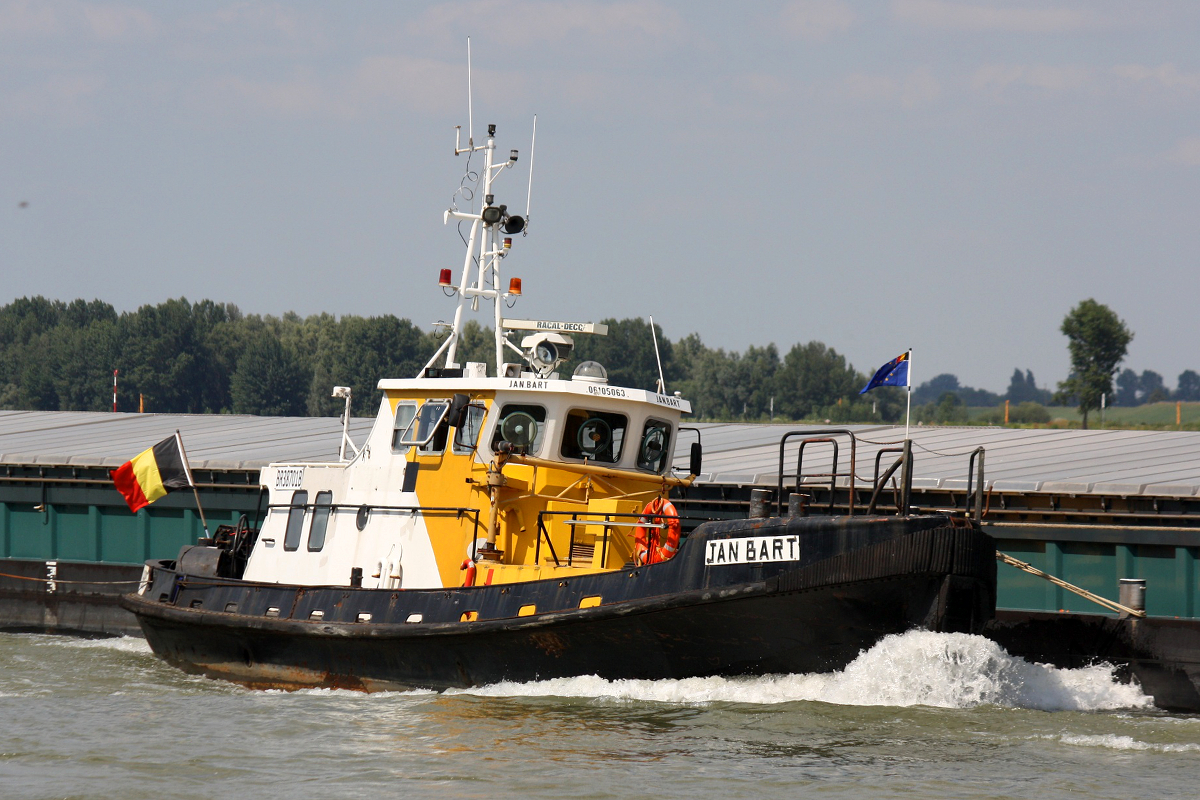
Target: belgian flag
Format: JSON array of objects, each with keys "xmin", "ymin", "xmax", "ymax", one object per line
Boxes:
[{"xmin": 111, "ymin": 434, "xmax": 194, "ymax": 513}]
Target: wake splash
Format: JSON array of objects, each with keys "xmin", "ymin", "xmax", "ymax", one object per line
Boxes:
[{"xmin": 454, "ymin": 631, "xmax": 1152, "ymax": 712}]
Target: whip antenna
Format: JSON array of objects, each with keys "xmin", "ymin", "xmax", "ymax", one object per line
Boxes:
[
  {"xmin": 525, "ymin": 114, "xmax": 537, "ymax": 225},
  {"xmin": 467, "ymin": 37, "xmax": 474, "ymax": 148},
  {"xmin": 650, "ymin": 316, "xmax": 666, "ymax": 394}
]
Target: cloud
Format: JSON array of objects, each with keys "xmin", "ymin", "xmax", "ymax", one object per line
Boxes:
[
  {"xmin": 1112, "ymin": 63, "xmax": 1200, "ymax": 93},
  {"xmin": 181, "ymin": 3, "xmax": 322, "ymax": 45},
  {"xmin": 81, "ymin": 3, "xmax": 155, "ymax": 41},
  {"xmin": 0, "ymin": 1, "xmax": 157, "ymax": 41},
  {"xmin": 843, "ymin": 67, "xmax": 940, "ymax": 108},
  {"xmin": 188, "ymin": 56, "xmax": 468, "ymax": 120},
  {"xmin": 1167, "ymin": 137, "xmax": 1200, "ymax": 167},
  {"xmin": 780, "ymin": 0, "xmax": 856, "ymax": 41},
  {"xmin": 410, "ymin": 1, "xmax": 685, "ymax": 47},
  {"xmin": 0, "ymin": 0, "xmax": 59, "ymax": 36},
  {"xmin": 971, "ymin": 64, "xmax": 1091, "ymax": 94},
  {"xmin": 893, "ymin": 0, "xmax": 1093, "ymax": 33},
  {"xmin": 1, "ymin": 71, "xmax": 105, "ymax": 122}
]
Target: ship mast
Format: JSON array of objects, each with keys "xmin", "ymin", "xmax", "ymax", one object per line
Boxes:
[{"xmin": 433, "ymin": 120, "xmax": 525, "ymax": 375}]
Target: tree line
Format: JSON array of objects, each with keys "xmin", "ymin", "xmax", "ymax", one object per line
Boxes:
[{"xmin": 0, "ymin": 295, "xmax": 1191, "ymax": 424}]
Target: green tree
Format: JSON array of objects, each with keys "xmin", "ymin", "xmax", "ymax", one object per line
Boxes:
[
  {"xmin": 1114, "ymin": 368, "xmax": 1139, "ymax": 406},
  {"xmin": 1140, "ymin": 370, "xmax": 1168, "ymax": 404},
  {"xmin": 230, "ymin": 333, "xmax": 309, "ymax": 416},
  {"xmin": 774, "ymin": 341, "xmax": 860, "ymax": 420},
  {"xmin": 1055, "ymin": 299, "xmax": 1132, "ymax": 429},
  {"xmin": 1010, "ymin": 401, "xmax": 1051, "ymax": 425},
  {"xmin": 308, "ymin": 314, "xmax": 430, "ymax": 417},
  {"xmin": 50, "ymin": 319, "xmax": 122, "ymax": 411},
  {"xmin": 914, "ymin": 392, "xmax": 969, "ymax": 425},
  {"xmin": 672, "ymin": 335, "xmax": 742, "ymax": 419},
  {"xmin": 117, "ymin": 298, "xmax": 230, "ymax": 413},
  {"xmin": 912, "ymin": 373, "xmax": 960, "ymax": 405},
  {"xmin": 1177, "ymin": 370, "xmax": 1200, "ymax": 402}
]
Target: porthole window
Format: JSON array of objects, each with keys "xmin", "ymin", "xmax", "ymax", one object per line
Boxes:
[
  {"xmin": 490, "ymin": 404, "xmax": 547, "ymax": 455},
  {"xmin": 356, "ymin": 505, "xmax": 369, "ymax": 531},
  {"xmin": 637, "ymin": 420, "xmax": 672, "ymax": 474},
  {"xmin": 307, "ymin": 491, "xmax": 333, "ymax": 551},
  {"xmin": 283, "ymin": 490, "xmax": 308, "ymax": 551},
  {"xmin": 560, "ymin": 409, "xmax": 627, "ymax": 464}
]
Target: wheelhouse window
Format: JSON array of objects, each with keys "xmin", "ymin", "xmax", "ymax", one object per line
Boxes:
[
  {"xmin": 283, "ymin": 490, "xmax": 308, "ymax": 551},
  {"xmin": 391, "ymin": 401, "xmax": 418, "ymax": 453},
  {"xmin": 560, "ymin": 409, "xmax": 628, "ymax": 464},
  {"xmin": 397, "ymin": 400, "xmax": 451, "ymax": 454},
  {"xmin": 637, "ymin": 419, "xmax": 672, "ymax": 473},
  {"xmin": 490, "ymin": 404, "xmax": 547, "ymax": 455},
  {"xmin": 307, "ymin": 491, "xmax": 333, "ymax": 552},
  {"xmin": 452, "ymin": 403, "xmax": 487, "ymax": 455}
]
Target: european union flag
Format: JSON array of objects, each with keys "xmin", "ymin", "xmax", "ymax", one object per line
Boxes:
[{"xmin": 860, "ymin": 351, "xmax": 910, "ymax": 394}]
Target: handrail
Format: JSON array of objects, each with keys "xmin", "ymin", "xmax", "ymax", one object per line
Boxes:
[
  {"xmin": 869, "ymin": 447, "xmax": 906, "ymax": 514},
  {"xmin": 866, "ymin": 454, "xmax": 905, "ymax": 515},
  {"xmin": 776, "ymin": 429, "xmax": 858, "ymax": 517},
  {"xmin": 966, "ymin": 447, "xmax": 986, "ymax": 523},
  {"xmin": 267, "ymin": 502, "xmax": 480, "ymax": 517},
  {"xmin": 508, "ymin": 453, "xmax": 695, "ymax": 486},
  {"xmin": 535, "ymin": 510, "xmax": 687, "ymax": 567}
]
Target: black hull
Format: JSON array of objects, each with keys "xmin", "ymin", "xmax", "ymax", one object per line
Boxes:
[
  {"xmin": 984, "ymin": 610, "xmax": 1200, "ymax": 713},
  {"xmin": 0, "ymin": 560, "xmax": 143, "ymax": 637},
  {"xmin": 124, "ymin": 515, "xmax": 997, "ymax": 691}
]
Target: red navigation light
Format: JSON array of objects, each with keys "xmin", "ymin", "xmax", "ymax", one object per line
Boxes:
[
  {"xmin": 508, "ymin": 277, "xmax": 522, "ymax": 296},
  {"xmin": 439, "ymin": 269, "xmax": 453, "ymax": 287},
  {"xmin": 503, "ymin": 237, "xmax": 512, "ymax": 250}
]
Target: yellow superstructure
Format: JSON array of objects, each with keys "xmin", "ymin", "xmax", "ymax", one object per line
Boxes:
[{"xmin": 384, "ymin": 382, "xmax": 692, "ymax": 590}]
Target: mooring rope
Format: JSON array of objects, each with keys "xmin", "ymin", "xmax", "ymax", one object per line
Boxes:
[
  {"xmin": 995, "ymin": 552, "xmax": 1145, "ymax": 618},
  {"xmin": 0, "ymin": 572, "xmax": 141, "ymax": 586}
]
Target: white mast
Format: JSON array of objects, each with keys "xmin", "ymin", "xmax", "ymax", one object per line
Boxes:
[{"xmin": 424, "ymin": 42, "xmax": 530, "ymax": 377}]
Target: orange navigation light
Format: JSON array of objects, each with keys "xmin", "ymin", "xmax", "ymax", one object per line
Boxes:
[
  {"xmin": 439, "ymin": 269, "xmax": 453, "ymax": 287},
  {"xmin": 508, "ymin": 277, "xmax": 522, "ymax": 296}
]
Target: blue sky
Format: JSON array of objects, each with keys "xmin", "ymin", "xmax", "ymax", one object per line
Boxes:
[{"xmin": 2, "ymin": 1, "xmax": 1198, "ymax": 393}]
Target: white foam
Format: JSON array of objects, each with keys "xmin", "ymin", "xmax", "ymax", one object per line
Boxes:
[
  {"xmin": 1053, "ymin": 734, "xmax": 1200, "ymax": 753},
  {"xmin": 453, "ymin": 631, "xmax": 1153, "ymax": 712},
  {"xmin": 56, "ymin": 636, "xmax": 153, "ymax": 655}
]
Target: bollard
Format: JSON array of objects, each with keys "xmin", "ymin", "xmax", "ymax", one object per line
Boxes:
[
  {"xmin": 350, "ymin": 566, "xmax": 363, "ymax": 588},
  {"xmin": 787, "ymin": 493, "xmax": 810, "ymax": 518},
  {"xmin": 749, "ymin": 489, "xmax": 771, "ymax": 519},
  {"xmin": 1118, "ymin": 578, "xmax": 1146, "ymax": 618}
]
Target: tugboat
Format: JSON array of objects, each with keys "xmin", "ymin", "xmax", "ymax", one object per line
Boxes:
[{"xmin": 122, "ymin": 96, "xmax": 997, "ymax": 691}]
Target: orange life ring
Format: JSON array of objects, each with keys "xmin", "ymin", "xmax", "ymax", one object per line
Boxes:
[
  {"xmin": 460, "ymin": 558, "xmax": 476, "ymax": 587},
  {"xmin": 634, "ymin": 497, "xmax": 681, "ymax": 565}
]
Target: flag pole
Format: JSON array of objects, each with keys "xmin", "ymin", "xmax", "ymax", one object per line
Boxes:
[
  {"xmin": 175, "ymin": 430, "xmax": 210, "ymax": 539},
  {"xmin": 904, "ymin": 348, "xmax": 913, "ymax": 441}
]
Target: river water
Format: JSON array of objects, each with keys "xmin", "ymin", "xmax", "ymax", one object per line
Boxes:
[{"xmin": 1, "ymin": 630, "xmax": 1196, "ymax": 800}]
